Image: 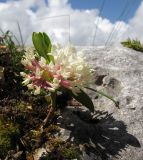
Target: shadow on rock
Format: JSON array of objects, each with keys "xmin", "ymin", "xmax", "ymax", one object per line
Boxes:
[{"xmin": 58, "ymin": 107, "xmax": 141, "ymax": 160}]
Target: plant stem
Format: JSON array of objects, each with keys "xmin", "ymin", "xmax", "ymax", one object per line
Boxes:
[{"xmin": 43, "ymin": 92, "xmax": 57, "ymax": 127}]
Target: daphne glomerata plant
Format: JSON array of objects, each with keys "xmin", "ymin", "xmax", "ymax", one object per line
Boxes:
[{"xmin": 21, "ymin": 32, "xmax": 118, "ymax": 127}]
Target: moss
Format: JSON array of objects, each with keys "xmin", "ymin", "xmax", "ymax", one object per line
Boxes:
[
  {"xmin": 21, "ymin": 124, "xmax": 61, "ymax": 151},
  {"xmin": 45, "ymin": 138, "xmax": 81, "ymax": 160},
  {"xmin": 49, "ymin": 137, "xmax": 62, "ymax": 148},
  {"xmin": 44, "ymin": 124, "xmax": 60, "ymax": 134},
  {"xmin": 16, "ymin": 101, "xmax": 26, "ymax": 111},
  {"xmin": 60, "ymin": 145, "xmax": 81, "ymax": 159},
  {"xmin": 15, "ymin": 101, "xmax": 33, "ymax": 112},
  {"xmin": 0, "ymin": 118, "xmax": 20, "ymax": 158}
]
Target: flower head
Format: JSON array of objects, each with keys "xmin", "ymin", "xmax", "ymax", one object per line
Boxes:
[{"xmin": 21, "ymin": 45, "xmax": 93, "ymax": 95}]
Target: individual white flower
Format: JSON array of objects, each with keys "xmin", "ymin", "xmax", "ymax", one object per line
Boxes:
[
  {"xmin": 21, "ymin": 59, "xmax": 32, "ymax": 67},
  {"xmin": 20, "ymin": 72, "xmax": 27, "ymax": 77},
  {"xmin": 22, "ymin": 77, "xmax": 31, "ymax": 85},
  {"xmin": 27, "ymin": 84, "xmax": 34, "ymax": 90},
  {"xmin": 51, "ymin": 78, "xmax": 60, "ymax": 90},
  {"xmin": 34, "ymin": 86, "xmax": 41, "ymax": 95},
  {"xmin": 48, "ymin": 87, "xmax": 56, "ymax": 92},
  {"xmin": 39, "ymin": 57, "xmax": 47, "ymax": 68},
  {"xmin": 21, "ymin": 48, "xmax": 36, "ymax": 66},
  {"xmin": 76, "ymin": 65, "xmax": 83, "ymax": 71},
  {"xmin": 62, "ymin": 71, "xmax": 71, "ymax": 79},
  {"xmin": 35, "ymin": 68, "xmax": 43, "ymax": 79}
]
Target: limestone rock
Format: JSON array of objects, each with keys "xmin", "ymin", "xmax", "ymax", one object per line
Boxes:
[{"xmin": 81, "ymin": 46, "xmax": 143, "ymax": 160}]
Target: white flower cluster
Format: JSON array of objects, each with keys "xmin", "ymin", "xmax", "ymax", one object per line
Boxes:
[
  {"xmin": 50, "ymin": 45, "xmax": 93, "ymax": 92},
  {"xmin": 21, "ymin": 45, "xmax": 93, "ymax": 95}
]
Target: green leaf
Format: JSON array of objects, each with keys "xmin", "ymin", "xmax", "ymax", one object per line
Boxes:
[
  {"xmin": 85, "ymin": 87, "xmax": 119, "ymax": 108},
  {"xmin": 32, "ymin": 32, "xmax": 45, "ymax": 57},
  {"xmin": 69, "ymin": 89, "xmax": 94, "ymax": 112},
  {"xmin": 32, "ymin": 32, "xmax": 52, "ymax": 62},
  {"xmin": 43, "ymin": 32, "xmax": 52, "ymax": 53},
  {"xmin": 32, "ymin": 32, "xmax": 44, "ymax": 57}
]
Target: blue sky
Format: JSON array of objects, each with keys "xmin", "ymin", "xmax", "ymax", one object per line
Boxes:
[
  {"xmin": 69, "ymin": 0, "xmax": 142, "ymax": 23},
  {"xmin": 0, "ymin": 0, "xmax": 141, "ymax": 23}
]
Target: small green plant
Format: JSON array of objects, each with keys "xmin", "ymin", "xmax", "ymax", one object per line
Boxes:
[
  {"xmin": 0, "ymin": 31, "xmax": 26, "ymax": 95},
  {"xmin": 0, "ymin": 30, "xmax": 24, "ymax": 72},
  {"xmin": 121, "ymin": 38, "xmax": 143, "ymax": 52},
  {"xmin": 0, "ymin": 118, "xmax": 20, "ymax": 158}
]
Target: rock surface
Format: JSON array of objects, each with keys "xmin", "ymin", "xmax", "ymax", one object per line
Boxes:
[
  {"xmin": 78, "ymin": 46, "xmax": 143, "ymax": 160},
  {"xmin": 58, "ymin": 46, "xmax": 143, "ymax": 160}
]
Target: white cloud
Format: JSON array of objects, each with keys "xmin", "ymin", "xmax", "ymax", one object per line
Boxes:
[
  {"xmin": 128, "ymin": 1, "xmax": 143, "ymax": 42},
  {"xmin": 0, "ymin": 0, "xmax": 141, "ymax": 46}
]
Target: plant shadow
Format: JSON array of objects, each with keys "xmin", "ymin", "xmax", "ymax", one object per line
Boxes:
[{"xmin": 59, "ymin": 107, "xmax": 141, "ymax": 160}]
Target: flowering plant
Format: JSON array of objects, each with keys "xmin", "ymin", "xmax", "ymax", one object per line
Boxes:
[{"xmin": 21, "ymin": 32, "xmax": 118, "ymax": 127}]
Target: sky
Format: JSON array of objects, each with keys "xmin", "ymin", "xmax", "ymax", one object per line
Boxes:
[
  {"xmin": 69, "ymin": 0, "xmax": 141, "ymax": 23},
  {"xmin": 0, "ymin": 0, "xmax": 143, "ymax": 46}
]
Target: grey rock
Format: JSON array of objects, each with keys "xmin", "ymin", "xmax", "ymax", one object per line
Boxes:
[
  {"xmin": 83, "ymin": 46, "xmax": 143, "ymax": 160},
  {"xmin": 58, "ymin": 46, "xmax": 143, "ymax": 160}
]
